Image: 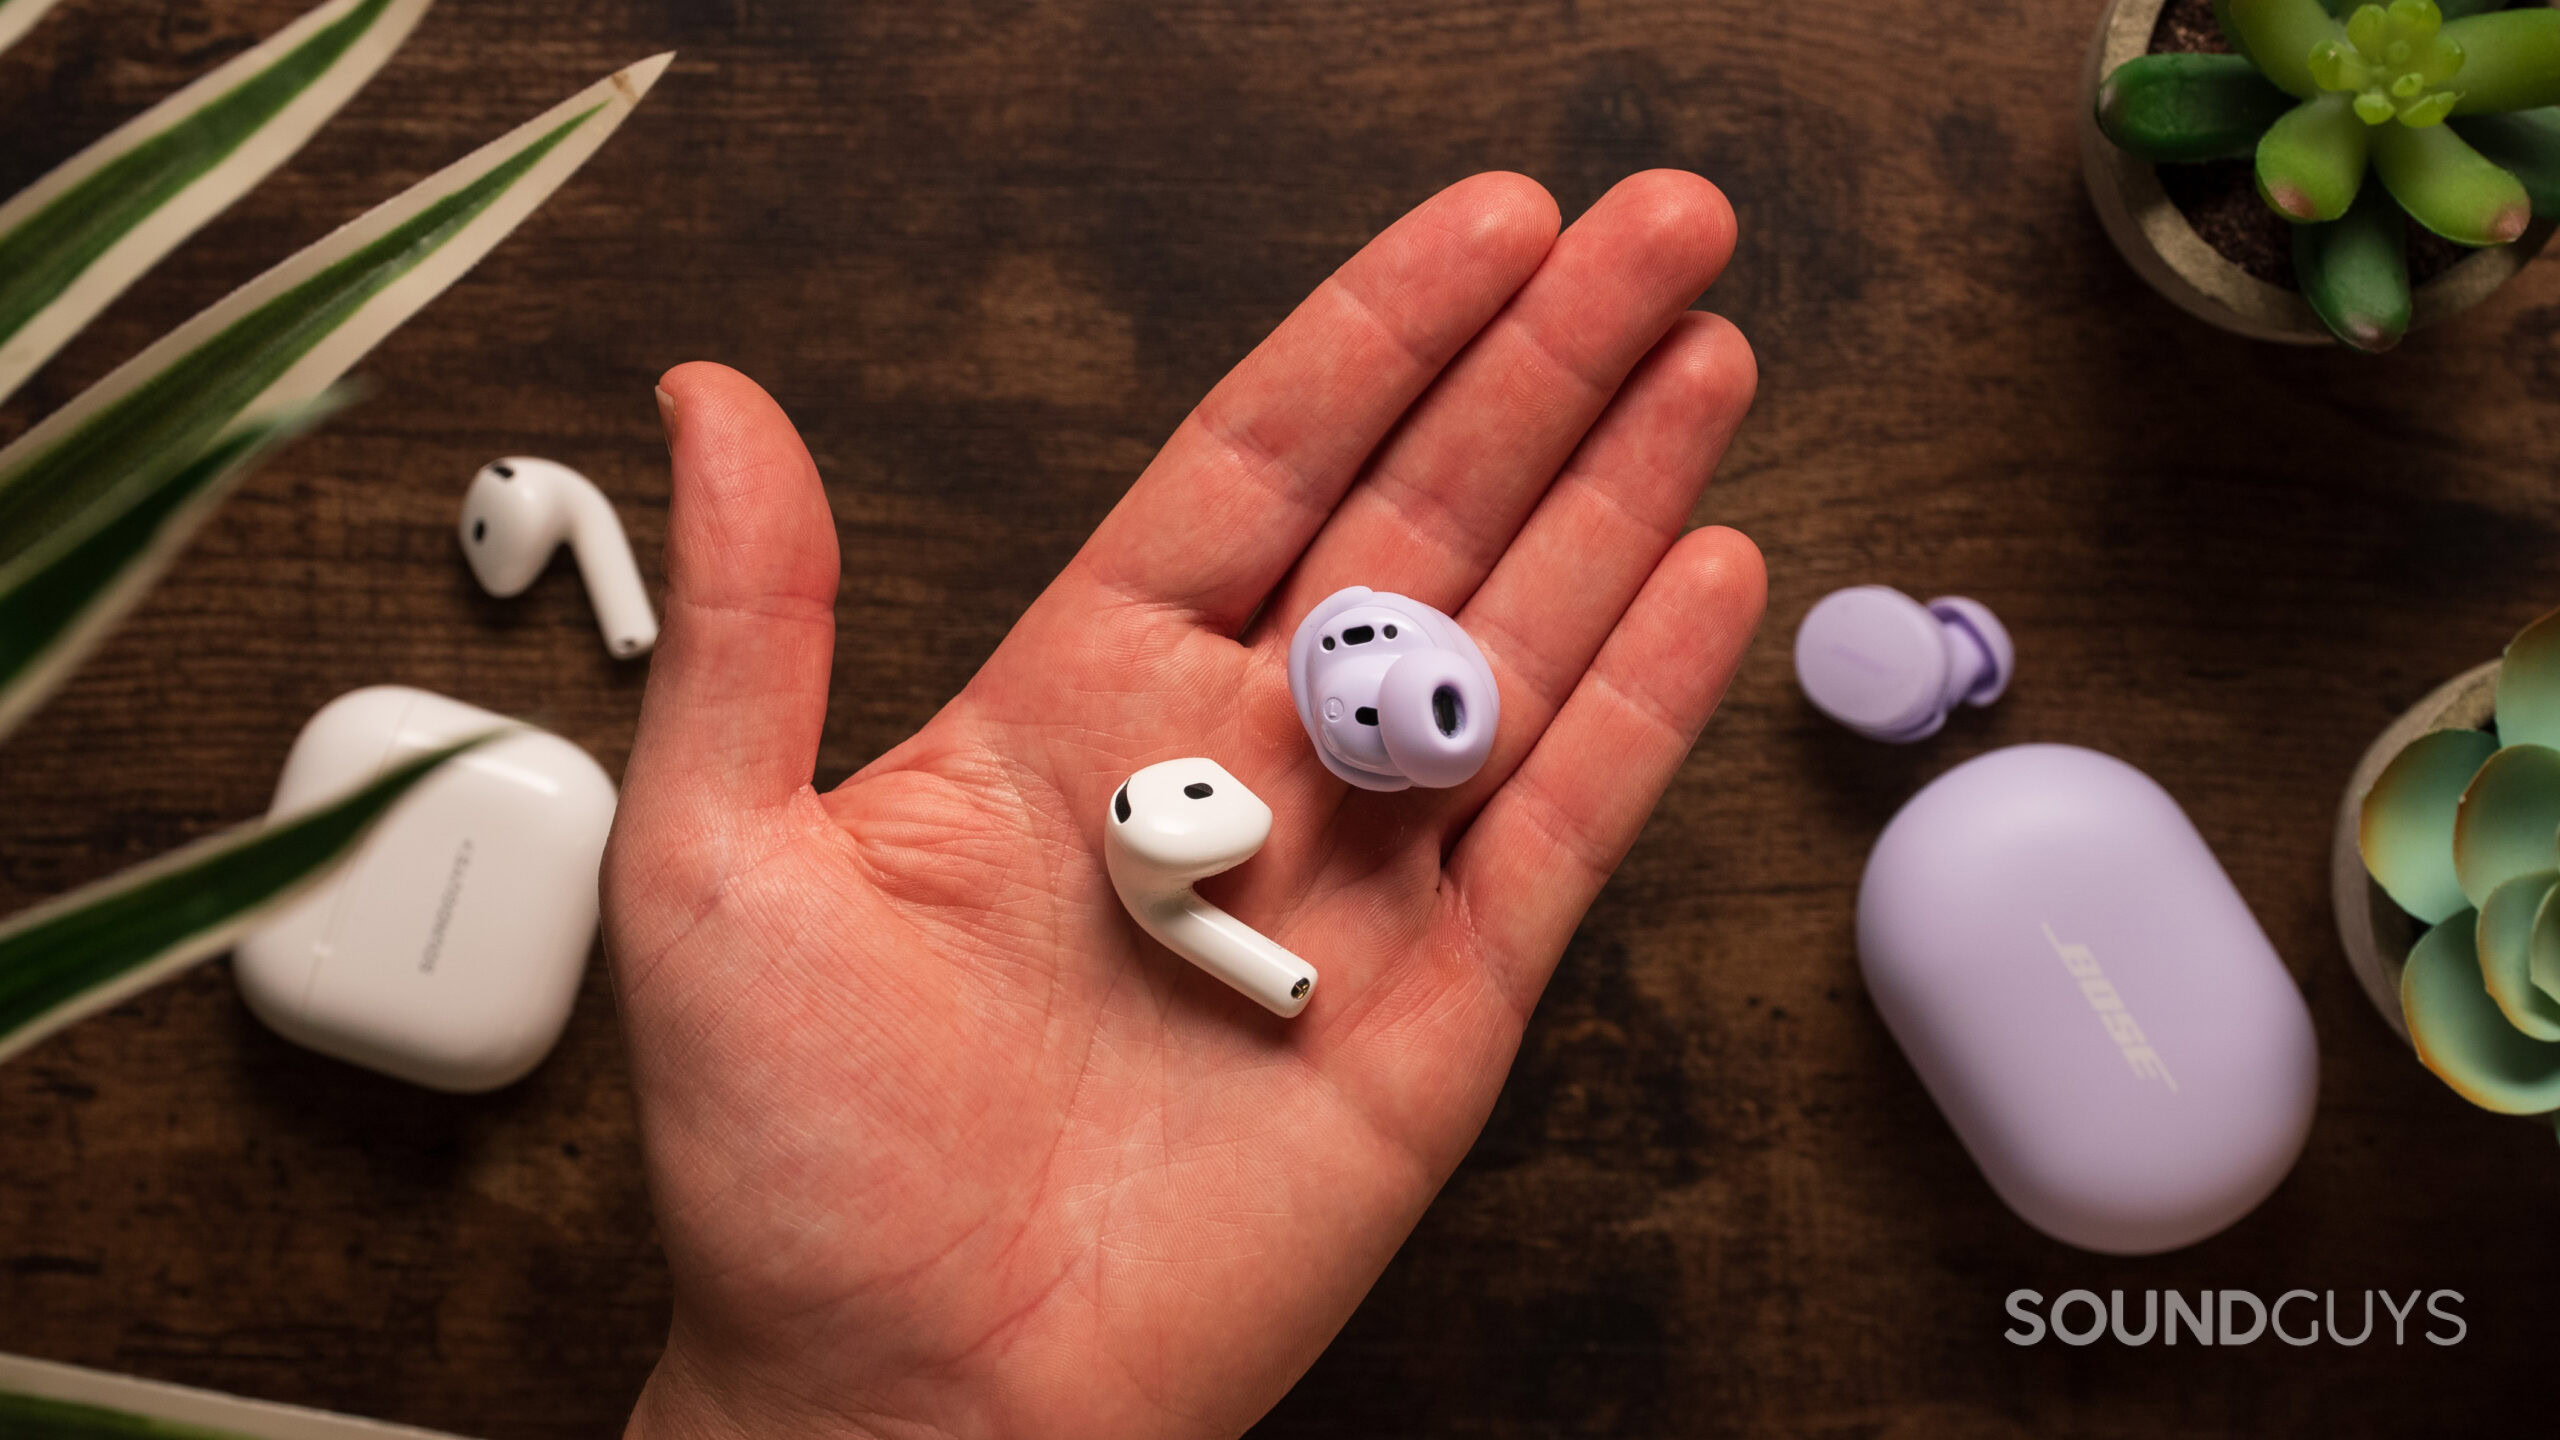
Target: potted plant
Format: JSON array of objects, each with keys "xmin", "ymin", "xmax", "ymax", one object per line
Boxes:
[
  {"xmin": 2336, "ymin": 607, "xmax": 2560, "ymax": 1128},
  {"xmin": 0, "ymin": 0, "xmax": 663, "ymax": 1061},
  {"xmin": 2083, "ymin": 0, "xmax": 2560, "ymax": 350}
]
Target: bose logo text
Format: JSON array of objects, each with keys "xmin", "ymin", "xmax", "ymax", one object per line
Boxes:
[{"xmin": 2042, "ymin": 922, "xmax": 2175, "ymax": 1090}]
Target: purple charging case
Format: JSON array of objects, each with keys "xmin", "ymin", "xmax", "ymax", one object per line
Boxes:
[{"xmin": 1857, "ymin": 745, "xmax": 2318, "ymax": 1254}]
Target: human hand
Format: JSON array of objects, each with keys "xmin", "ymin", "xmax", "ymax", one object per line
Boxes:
[{"xmin": 606, "ymin": 170, "xmax": 1763, "ymax": 1440}]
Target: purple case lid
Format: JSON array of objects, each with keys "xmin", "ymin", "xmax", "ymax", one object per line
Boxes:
[{"xmin": 1857, "ymin": 744, "xmax": 2318, "ymax": 1255}]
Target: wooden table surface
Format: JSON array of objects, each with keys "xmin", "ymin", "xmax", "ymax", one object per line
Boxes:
[{"xmin": 8, "ymin": 0, "xmax": 2560, "ymax": 1434}]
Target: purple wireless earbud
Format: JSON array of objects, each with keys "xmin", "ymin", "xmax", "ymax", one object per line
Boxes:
[
  {"xmin": 1794, "ymin": 585, "xmax": 2013, "ymax": 743},
  {"xmin": 1288, "ymin": 586, "xmax": 1500, "ymax": 790}
]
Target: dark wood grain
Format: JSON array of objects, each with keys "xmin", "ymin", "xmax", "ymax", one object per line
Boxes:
[{"xmin": 6, "ymin": 0, "xmax": 2560, "ymax": 1434}]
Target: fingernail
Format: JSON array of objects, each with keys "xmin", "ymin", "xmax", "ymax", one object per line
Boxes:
[{"xmin": 654, "ymin": 385, "xmax": 678, "ymax": 453}]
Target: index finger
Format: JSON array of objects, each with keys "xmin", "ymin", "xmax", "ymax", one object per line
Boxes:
[{"xmin": 1068, "ymin": 172, "xmax": 1560, "ymax": 633}]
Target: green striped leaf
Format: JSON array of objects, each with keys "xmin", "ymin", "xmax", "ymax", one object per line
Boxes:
[
  {"xmin": 0, "ymin": 1390, "xmax": 255, "ymax": 1439},
  {"xmin": 0, "ymin": 50, "xmax": 670, "ymax": 737},
  {"xmin": 0, "ymin": 0, "xmax": 67, "ymax": 59},
  {"xmin": 0, "ymin": 1353, "xmax": 472, "ymax": 1439},
  {"xmin": 0, "ymin": 393, "xmax": 341, "ymax": 740},
  {"xmin": 0, "ymin": 732, "xmax": 495, "ymax": 1065},
  {"xmin": 0, "ymin": 0, "xmax": 435, "ymax": 404}
]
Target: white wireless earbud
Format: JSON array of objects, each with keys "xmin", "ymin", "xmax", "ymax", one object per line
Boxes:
[
  {"xmin": 458, "ymin": 457, "xmax": 659, "ymax": 659},
  {"xmin": 1105, "ymin": 757, "xmax": 1318, "ymax": 1018}
]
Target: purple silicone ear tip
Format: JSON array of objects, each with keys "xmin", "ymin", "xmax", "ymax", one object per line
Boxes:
[
  {"xmin": 1794, "ymin": 586, "xmax": 2013, "ymax": 744},
  {"xmin": 1378, "ymin": 646, "xmax": 1496, "ymax": 788},
  {"xmin": 1288, "ymin": 586, "xmax": 1500, "ymax": 789}
]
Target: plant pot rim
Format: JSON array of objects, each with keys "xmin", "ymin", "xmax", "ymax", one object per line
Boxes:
[
  {"xmin": 2331, "ymin": 658, "xmax": 2500, "ymax": 1042},
  {"xmin": 2081, "ymin": 0, "xmax": 2556, "ymax": 346}
]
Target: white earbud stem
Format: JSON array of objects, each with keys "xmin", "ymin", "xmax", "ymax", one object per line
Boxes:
[
  {"xmin": 458, "ymin": 457, "xmax": 658, "ymax": 659},
  {"xmin": 1104, "ymin": 758, "xmax": 1317, "ymax": 1018},
  {"xmin": 561, "ymin": 480, "xmax": 659, "ymax": 658}
]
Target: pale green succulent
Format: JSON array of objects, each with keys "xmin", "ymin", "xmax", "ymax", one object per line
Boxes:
[{"xmin": 2363, "ymin": 606, "xmax": 2560, "ymax": 1121}]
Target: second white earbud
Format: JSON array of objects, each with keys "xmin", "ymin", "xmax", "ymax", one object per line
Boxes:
[
  {"xmin": 459, "ymin": 457, "xmax": 659, "ymax": 659},
  {"xmin": 1105, "ymin": 757, "xmax": 1318, "ymax": 1018}
]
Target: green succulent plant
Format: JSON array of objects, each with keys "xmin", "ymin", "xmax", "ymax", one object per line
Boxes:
[
  {"xmin": 2361, "ymin": 607, "xmax": 2560, "ymax": 1127},
  {"xmin": 2097, "ymin": 0, "xmax": 2560, "ymax": 351}
]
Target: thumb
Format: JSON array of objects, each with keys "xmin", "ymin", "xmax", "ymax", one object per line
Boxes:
[{"xmin": 624, "ymin": 362, "xmax": 840, "ymax": 815}]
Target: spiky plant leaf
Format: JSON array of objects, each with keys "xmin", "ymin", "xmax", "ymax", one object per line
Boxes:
[
  {"xmin": 0, "ymin": 1352, "xmax": 472, "ymax": 1439},
  {"xmin": 0, "ymin": 733, "xmax": 493, "ymax": 1065},
  {"xmin": 0, "ymin": 52, "xmax": 670, "ymax": 736},
  {"xmin": 0, "ymin": 0, "xmax": 434, "ymax": 406},
  {"xmin": 0, "ymin": 395, "xmax": 341, "ymax": 741},
  {"xmin": 0, "ymin": 0, "xmax": 66, "ymax": 58},
  {"xmin": 0, "ymin": 1389, "xmax": 256, "ymax": 1439}
]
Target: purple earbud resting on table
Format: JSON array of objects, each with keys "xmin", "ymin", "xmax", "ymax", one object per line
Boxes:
[
  {"xmin": 1289, "ymin": 586, "xmax": 1500, "ymax": 790},
  {"xmin": 1793, "ymin": 585, "xmax": 2013, "ymax": 743}
]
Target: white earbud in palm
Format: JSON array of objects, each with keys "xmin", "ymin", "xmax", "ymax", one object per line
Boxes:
[
  {"xmin": 1105, "ymin": 757, "xmax": 1318, "ymax": 1018},
  {"xmin": 458, "ymin": 457, "xmax": 658, "ymax": 659}
]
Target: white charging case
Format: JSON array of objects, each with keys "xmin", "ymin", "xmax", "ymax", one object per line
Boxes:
[
  {"xmin": 1857, "ymin": 745, "xmax": 2319, "ymax": 1254},
  {"xmin": 234, "ymin": 686, "xmax": 616, "ymax": 1093}
]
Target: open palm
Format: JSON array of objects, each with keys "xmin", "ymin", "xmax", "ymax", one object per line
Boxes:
[{"xmin": 605, "ymin": 170, "xmax": 1763, "ymax": 1440}]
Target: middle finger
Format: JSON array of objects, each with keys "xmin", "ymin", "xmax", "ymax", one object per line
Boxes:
[{"xmin": 1244, "ymin": 169, "xmax": 1739, "ymax": 646}]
